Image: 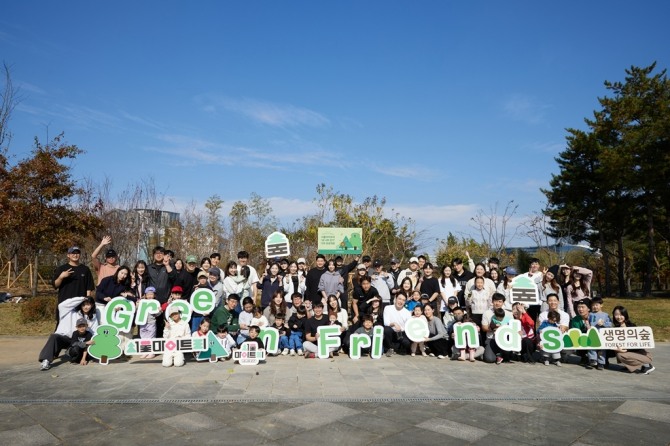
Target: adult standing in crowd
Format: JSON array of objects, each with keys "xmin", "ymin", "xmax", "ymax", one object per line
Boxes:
[
  {"xmin": 174, "ymin": 255, "xmax": 200, "ymax": 299},
  {"xmin": 335, "ymin": 255, "xmax": 359, "ymax": 310},
  {"xmin": 369, "ymin": 260, "xmax": 394, "ymax": 305},
  {"xmin": 397, "ymin": 257, "xmax": 421, "ymax": 289},
  {"xmin": 258, "ymin": 262, "xmax": 283, "ymax": 309},
  {"xmin": 305, "ymin": 254, "xmax": 327, "ymax": 305},
  {"xmin": 418, "ymin": 262, "xmax": 441, "ymax": 310},
  {"xmin": 147, "ymin": 246, "xmax": 176, "ymax": 337},
  {"xmin": 566, "ymin": 266, "xmax": 593, "ymax": 317},
  {"xmin": 283, "ymin": 261, "xmax": 306, "ymax": 301},
  {"xmin": 539, "ymin": 265, "xmax": 564, "ymax": 313},
  {"xmin": 388, "ymin": 258, "xmax": 402, "ymax": 302},
  {"xmin": 452, "ymin": 256, "xmax": 474, "ymax": 307},
  {"xmin": 237, "ymin": 251, "xmax": 260, "ymax": 299},
  {"xmin": 438, "ymin": 265, "xmax": 460, "ymax": 319},
  {"xmin": 90, "ymin": 236, "xmax": 119, "ymax": 285},
  {"xmin": 52, "ymin": 246, "xmax": 95, "ymax": 320}
]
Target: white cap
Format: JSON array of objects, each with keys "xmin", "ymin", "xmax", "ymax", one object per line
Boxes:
[
  {"xmin": 297, "ymin": 257, "xmax": 306, "ymax": 264},
  {"xmin": 409, "ymin": 257, "xmax": 419, "ymax": 263}
]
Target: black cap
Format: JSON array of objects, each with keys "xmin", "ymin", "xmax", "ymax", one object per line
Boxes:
[
  {"xmin": 105, "ymin": 249, "xmax": 117, "ymax": 258},
  {"xmin": 373, "ymin": 260, "xmax": 382, "ymax": 267}
]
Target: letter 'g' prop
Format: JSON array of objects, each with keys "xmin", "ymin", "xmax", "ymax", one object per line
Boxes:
[
  {"xmin": 453, "ymin": 322, "xmax": 480, "ymax": 349},
  {"xmin": 494, "ymin": 319, "xmax": 522, "ymax": 352},
  {"xmin": 317, "ymin": 325, "xmax": 342, "ymax": 358},
  {"xmin": 405, "ymin": 318, "xmax": 429, "ymax": 342},
  {"xmin": 349, "ymin": 326, "xmax": 384, "ymax": 359},
  {"xmin": 104, "ymin": 297, "xmax": 136, "ymax": 332}
]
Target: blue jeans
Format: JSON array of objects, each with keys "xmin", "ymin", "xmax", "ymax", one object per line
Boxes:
[
  {"xmin": 279, "ymin": 335, "xmax": 289, "ymax": 350},
  {"xmin": 588, "ymin": 349, "xmax": 605, "ymax": 365},
  {"xmin": 288, "ymin": 331, "xmax": 303, "ymax": 350}
]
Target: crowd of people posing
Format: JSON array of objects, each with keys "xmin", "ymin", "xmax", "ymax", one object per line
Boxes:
[{"xmin": 37, "ymin": 237, "xmax": 654, "ymax": 376}]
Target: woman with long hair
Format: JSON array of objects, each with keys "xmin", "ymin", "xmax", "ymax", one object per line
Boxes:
[
  {"xmin": 611, "ymin": 305, "xmax": 654, "ymax": 374},
  {"xmin": 566, "ymin": 266, "xmax": 593, "ymax": 317}
]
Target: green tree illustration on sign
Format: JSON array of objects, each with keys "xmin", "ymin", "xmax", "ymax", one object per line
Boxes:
[
  {"xmin": 197, "ymin": 331, "xmax": 230, "ymax": 362},
  {"xmin": 88, "ymin": 325, "xmax": 123, "ymax": 365}
]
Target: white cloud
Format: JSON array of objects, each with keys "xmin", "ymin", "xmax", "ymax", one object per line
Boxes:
[
  {"xmin": 503, "ymin": 95, "xmax": 552, "ymax": 125},
  {"xmin": 198, "ymin": 95, "xmax": 330, "ymax": 128},
  {"xmin": 147, "ymin": 134, "xmax": 342, "ymax": 170},
  {"xmin": 525, "ymin": 141, "xmax": 564, "ymax": 153},
  {"xmin": 371, "ymin": 164, "xmax": 438, "ymax": 180}
]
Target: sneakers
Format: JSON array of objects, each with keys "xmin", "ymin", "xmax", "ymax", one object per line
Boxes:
[
  {"xmin": 281, "ymin": 348, "xmax": 289, "ymax": 356},
  {"xmin": 437, "ymin": 355, "xmax": 445, "ymax": 359},
  {"xmin": 495, "ymin": 356, "xmax": 503, "ymax": 365},
  {"xmin": 297, "ymin": 349, "xmax": 303, "ymax": 356},
  {"xmin": 555, "ymin": 361, "xmax": 562, "ymax": 367},
  {"xmin": 585, "ymin": 361, "xmax": 596, "ymax": 370},
  {"xmin": 643, "ymin": 365, "xmax": 656, "ymax": 375},
  {"xmin": 411, "ymin": 353, "xmax": 416, "ymax": 357},
  {"xmin": 596, "ymin": 364, "xmax": 604, "ymax": 371},
  {"xmin": 544, "ymin": 360, "xmax": 550, "ymax": 366},
  {"xmin": 386, "ymin": 348, "xmax": 395, "ymax": 358},
  {"xmin": 421, "ymin": 351, "xmax": 428, "ymax": 357},
  {"xmin": 40, "ymin": 359, "xmax": 51, "ymax": 371},
  {"xmin": 289, "ymin": 349, "xmax": 296, "ymax": 356},
  {"xmin": 304, "ymin": 352, "xmax": 315, "ymax": 359}
]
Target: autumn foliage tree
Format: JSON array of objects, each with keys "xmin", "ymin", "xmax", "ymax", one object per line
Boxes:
[{"xmin": 0, "ymin": 134, "xmax": 103, "ymax": 295}]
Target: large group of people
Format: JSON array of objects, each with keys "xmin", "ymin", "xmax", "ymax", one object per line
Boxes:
[{"xmin": 38, "ymin": 237, "xmax": 654, "ymax": 376}]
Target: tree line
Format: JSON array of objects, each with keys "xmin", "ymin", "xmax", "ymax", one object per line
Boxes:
[
  {"xmin": 543, "ymin": 63, "xmax": 670, "ymax": 296},
  {"xmin": 1, "ymin": 63, "xmax": 668, "ymax": 297}
]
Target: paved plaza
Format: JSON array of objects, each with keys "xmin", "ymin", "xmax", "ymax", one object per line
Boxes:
[{"xmin": 0, "ymin": 337, "xmax": 668, "ymax": 445}]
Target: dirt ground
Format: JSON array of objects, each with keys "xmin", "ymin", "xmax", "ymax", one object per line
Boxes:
[{"xmin": 0, "ymin": 336, "xmax": 45, "ymax": 366}]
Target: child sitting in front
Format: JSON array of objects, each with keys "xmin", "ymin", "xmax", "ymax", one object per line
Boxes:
[
  {"xmin": 588, "ymin": 297, "xmax": 612, "ymax": 370},
  {"xmin": 410, "ymin": 305, "xmax": 427, "ymax": 357},
  {"xmin": 456, "ymin": 313, "xmax": 480, "ymax": 362},
  {"xmin": 251, "ymin": 306, "xmax": 269, "ymax": 329},
  {"xmin": 215, "ymin": 325, "xmax": 236, "ymax": 360},
  {"xmin": 538, "ymin": 310, "xmax": 562, "ymax": 367},
  {"xmin": 272, "ymin": 313, "xmax": 291, "ymax": 355},
  {"xmin": 353, "ymin": 315, "xmax": 375, "ymax": 357},
  {"xmin": 405, "ymin": 290, "xmax": 422, "ymax": 313},
  {"xmin": 513, "ymin": 303, "xmax": 536, "ymax": 363},
  {"xmin": 68, "ymin": 318, "xmax": 93, "ymax": 365},
  {"xmin": 192, "ymin": 317, "xmax": 211, "ymax": 338},
  {"xmin": 287, "ymin": 306, "xmax": 306, "ymax": 356},
  {"xmin": 162, "ymin": 307, "xmax": 190, "ymax": 367},
  {"xmin": 139, "ymin": 286, "xmax": 159, "ymax": 359},
  {"xmin": 237, "ymin": 297, "xmax": 255, "ymax": 345},
  {"xmin": 244, "ymin": 325, "xmax": 265, "ymax": 349}
]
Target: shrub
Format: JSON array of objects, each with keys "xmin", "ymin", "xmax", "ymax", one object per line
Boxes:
[{"xmin": 20, "ymin": 296, "xmax": 57, "ymax": 323}]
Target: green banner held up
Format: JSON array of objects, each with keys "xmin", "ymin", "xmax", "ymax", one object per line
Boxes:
[{"xmin": 317, "ymin": 227, "xmax": 363, "ymax": 255}]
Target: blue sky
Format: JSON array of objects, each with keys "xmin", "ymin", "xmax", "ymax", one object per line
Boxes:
[{"xmin": 2, "ymin": 1, "xmax": 669, "ymax": 255}]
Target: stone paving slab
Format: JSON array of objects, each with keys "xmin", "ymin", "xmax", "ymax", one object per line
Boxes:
[
  {"xmin": 0, "ymin": 345, "xmax": 667, "ymax": 403},
  {"xmin": 0, "ymin": 400, "xmax": 669, "ymax": 445},
  {"xmin": 1, "ymin": 338, "xmax": 669, "ymax": 445}
]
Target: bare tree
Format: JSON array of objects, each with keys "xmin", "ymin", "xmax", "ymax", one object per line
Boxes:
[
  {"xmin": 521, "ymin": 210, "xmax": 560, "ymax": 265},
  {"xmin": 0, "ymin": 62, "xmax": 19, "ymax": 155},
  {"xmin": 469, "ymin": 200, "xmax": 519, "ymax": 259}
]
